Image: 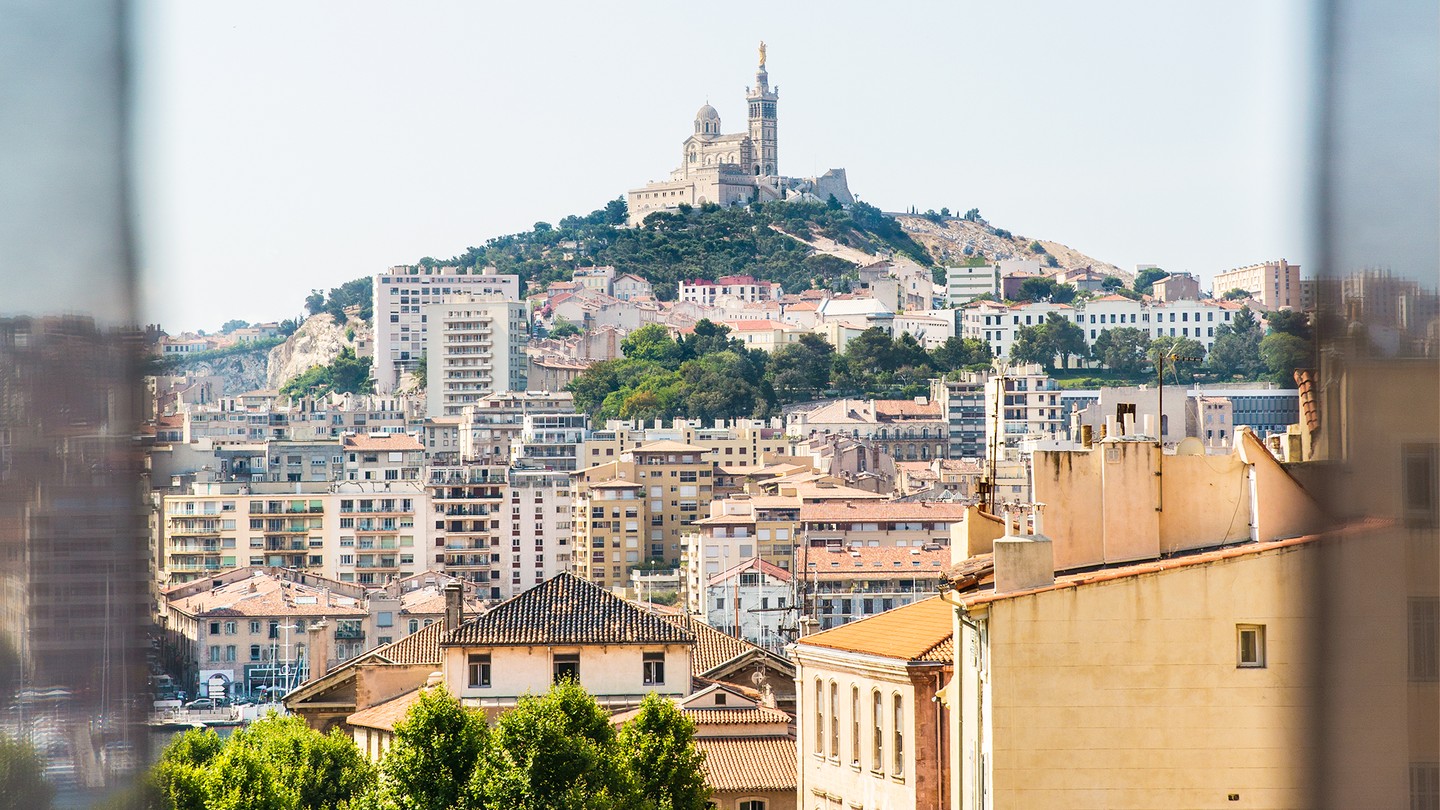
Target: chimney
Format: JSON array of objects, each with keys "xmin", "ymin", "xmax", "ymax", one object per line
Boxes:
[
  {"xmin": 306, "ymin": 619, "xmax": 331, "ymax": 682},
  {"xmin": 444, "ymin": 581, "xmax": 463, "ymax": 631},
  {"xmin": 993, "ymin": 505, "xmax": 1055, "ymax": 594}
]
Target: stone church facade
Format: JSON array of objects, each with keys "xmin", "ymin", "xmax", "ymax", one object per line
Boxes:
[{"xmin": 626, "ymin": 44, "xmax": 853, "ymax": 226}]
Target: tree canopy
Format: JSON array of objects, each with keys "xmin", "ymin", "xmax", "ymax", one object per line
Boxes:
[{"xmin": 280, "ymin": 348, "xmax": 375, "ymax": 399}]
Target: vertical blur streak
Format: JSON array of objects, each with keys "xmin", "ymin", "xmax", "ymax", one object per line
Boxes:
[
  {"xmin": 0, "ymin": 0, "xmax": 151, "ymax": 804},
  {"xmin": 1313, "ymin": 0, "xmax": 1440, "ymax": 807}
]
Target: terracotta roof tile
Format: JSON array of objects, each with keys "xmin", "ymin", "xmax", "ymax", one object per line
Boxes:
[
  {"xmin": 873, "ymin": 399, "xmax": 942, "ymax": 418},
  {"xmin": 799, "ymin": 500, "xmax": 970, "ymax": 522},
  {"xmin": 805, "ymin": 545, "xmax": 952, "ymax": 579},
  {"xmin": 707, "ymin": 557, "xmax": 793, "ymax": 587},
  {"xmin": 659, "ymin": 613, "xmax": 773, "ymax": 677},
  {"xmin": 694, "ymin": 736, "xmax": 798, "ymax": 792},
  {"xmin": 341, "ymin": 434, "xmax": 424, "ymax": 452},
  {"xmin": 442, "ymin": 572, "xmax": 694, "ymax": 647},
  {"xmin": 378, "ymin": 620, "xmax": 449, "ymax": 666},
  {"xmin": 796, "ymin": 597, "xmax": 953, "ymax": 662}
]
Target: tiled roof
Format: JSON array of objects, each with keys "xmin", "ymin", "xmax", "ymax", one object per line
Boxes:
[
  {"xmin": 796, "ymin": 596, "xmax": 953, "ymax": 662},
  {"xmin": 682, "ymin": 706, "xmax": 792, "ymax": 725},
  {"xmin": 341, "ymin": 434, "xmax": 424, "ymax": 452},
  {"xmin": 168, "ymin": 574, "xmax": 367, "ymax": 619},
  {"xmin": 707, "ymin": 557, "xmax": 793, "ymax": 587},
  {"xmin": 799, "ymin": 500, "xmax": 970, "ymax": 522},
  {"xmin": 805, "ymin": 545, "xmax": 951, "ymax": 579},
  {"xmin": 443, "ymin": 572, "xmax": 694, "ymax": 647},
  {"xmin": 378, "ymin": 620, "xmax": 450, "ymax": 665},
  {"xmin": 660, "ymin": 613, "xmax": 765, "ymax": 676},
  {"xmin": 694, "ymin": 736, "xmax": 798, "ymax": 792},
  {"xmin": 873, "ymin": 399, "xmax": 942, "ymax": 419},
  {"xmin": 346, "ymin": 687, "xmax": 423, "ymax": 732}
]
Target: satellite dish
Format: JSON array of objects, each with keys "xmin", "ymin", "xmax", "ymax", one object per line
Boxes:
[{"xmin": 1175, "ymin": 437, "xmax": 1205, "ymax": 456}]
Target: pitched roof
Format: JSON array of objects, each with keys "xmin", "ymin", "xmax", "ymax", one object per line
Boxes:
[
  {"xmin": 167, "ymin": 574, "xmax": 367, "ymax": 619},
  {"xmin": 346, "ymin": 688, "xmax": 423, "ymax": 732},
  {"xmin": 657, "ymin": 612, "xmax": 790, "ymax": 677},
  {"xmin": 379, "ymin": 620, "xmax": 450, "ymax": 665},
  {"xmin": 873, "ymin": 399, "xmax": 942, "ymax": 419},
  {"xmin": 707, "ymin": 557, "xmax": 793, "ymax": 587},
  {"xmin": 443, "ymin": 572, "xmax": 695, "ymax": 647},
  {"xmin": 795, "ymin": 596, "xmax": 954, "ymax": 662},
  {"xmin": 693, "ymin": 736, "xmax": 798, "ymax": 792},
  {"xmin": 805, "ymin": 545, "xmax": 952, "ymax": 579}
]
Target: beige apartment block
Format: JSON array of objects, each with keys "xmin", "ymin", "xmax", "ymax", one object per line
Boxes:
[
  {"xmin": 572, "ymin": 441, "xmax": 718, "ymax": 588},
  {"xmin": 583, "ymin": 418, "xmax": 791, "ymax": 468},
  {"xmin": 424, "ymin": 295, "xmax": 529, "ymax": 418},
  {"xmin": 1212, "ymin": 259, "xmax": 1300, "ymax": 309}
]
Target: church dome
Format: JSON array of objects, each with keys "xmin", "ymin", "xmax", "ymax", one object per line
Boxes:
[{"xmin": 694, "ymin": 104, "xmax": 721, "ymax": 136}]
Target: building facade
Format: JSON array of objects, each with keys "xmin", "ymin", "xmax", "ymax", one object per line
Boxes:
[{"xmin": 372, "ymin": 267, "xmax": 521, "ymax": 393}]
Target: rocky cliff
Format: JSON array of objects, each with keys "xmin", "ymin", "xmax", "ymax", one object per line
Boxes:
[
  {"xmin": 895, "ymin": 215, "xmax": 1125, "ymax": 277},
  {"xmin": 265, "ymin": 314, "xmax": 358, "ymax": 390},
  {"xmin": 170, "ymin": 349, "xmax": 270, "ymax": 395}
]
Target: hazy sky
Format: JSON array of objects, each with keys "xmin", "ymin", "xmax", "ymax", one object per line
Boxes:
[{"xmin": 132, "ymin": 1, "xmax": 1315, "ymax": 332}]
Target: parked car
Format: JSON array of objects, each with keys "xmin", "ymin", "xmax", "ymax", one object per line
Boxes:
[{"xmin": 182, "ymin": 698, "xmax": 215, "ymax": 711}]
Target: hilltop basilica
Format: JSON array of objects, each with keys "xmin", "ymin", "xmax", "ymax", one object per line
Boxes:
[{"xmin": 625, "ymin": 43, "xmax": 854, "ymax": 225}]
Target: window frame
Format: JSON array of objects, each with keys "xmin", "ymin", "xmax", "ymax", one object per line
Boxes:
[
  {"xmin": 552, "ymin": 652, "xmax": 580, "ymax": 684},
  {"xmin": 467, "ymin": 653, "xmax": 491, "ymax": 688},
  {"xmin": 1237, "ymin": 624, "xmax": 1267, "ymax": 668},
  {"xmin": 892, "ymin": 692, "xmax": 905, "ymax": 779},
  {"xmin": 642, "ymin": 651, "xmax": 666, "ymax": 686}
]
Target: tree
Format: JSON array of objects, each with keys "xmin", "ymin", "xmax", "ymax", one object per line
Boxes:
[
  {"xmin": 621, "ymin": 324, "xmax": 684, "ymax": 365},
  {"xmin": 929, "ymin": 336, "xmax": 992, "ymax": 371},
  {"xmin": 1260, "ymin": 332, "xmax": 1311, "ymax": 385},
  {"xmin": 1009, "ymin": 324, "xmax": 1057, "ymax": 371},
  {"xmin": 1208, "ymin": 307, "xmax": 1265, "ymax": 379},
  {"xmin": 1091, "ymin": 327, "xmax": 1151, "ymax": 375},
  {"xmin": 382, "ymin": 687, "xmax": 490, "ymax": 810},
  {"xmin": 939, "ymin": 207, "xmax": 950, "ymax": 218},
  {"xmin": 1221, "ymin": 287, "xmax": 1252, "ymax": 301},
  {"xmin": 1043, "ymin": 313, "xmax": 1088, "ymax": 369},
  {"xmin": 1016, "ymin": 277, "xmax": 1057, "ymax": 302},
  {"xmin": 280, "ymin": 348, "xmax": 375, "ymax": 399},
  {"xmin": 616, "ymin": 694, "xmax": 710, "ymax": 810},
  {"xmin": 469, "ymin": 680, "xmax": 634, "ymax": 809},
  {"xmin": 0, "ymin": 737, "xmax": 54, "ymax": 810},
  {"xmin": 1264, "ymin": 309, "xmax": 1311, "ymax": 340},
  {"xmin": 220, "ymin": 319, "xmax": 251, "ymax": 333},
  {"xmin": 205, "ymin": 743, "xmax": 294, "ymax": 810},
  {"xmin": 962, "ymin": 208, "xmax": 982, "ymax": 222},
  {"xmin": 1133, "ymin": 268, "xmax": 1168, "ymax": 295},
  {"xmin": 1100, "ymin": 276, "xmax": 1124, "ymax": 292},
  {"xmin": 1049, "ymin": 282, "xmax": 1078, "ymax": 304},
  {"xmin": 766, "ymin": 334, "xmax": 835, "ymax": 401},
  {"xmin": 1149, "ymin": 335, "xmax": 1207, "ymax": 381},
  {"xmin": 549, "ymin": 318, "xmax": 582, "ymax": 339},
  {"xmin": 229, "ymin": 714, "xmax": 377, "ymax": 810},
  {"xmin": 1028, "ymin": 240, "xmax": 1046, "ymax": 255}
]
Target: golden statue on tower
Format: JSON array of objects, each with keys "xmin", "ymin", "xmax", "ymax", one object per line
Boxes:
[{"xmin": 758, "ymin": 41, "xmax": 766, "ymax": 68}]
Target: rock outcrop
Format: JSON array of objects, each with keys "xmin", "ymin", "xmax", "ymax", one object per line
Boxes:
[
  {"xmin": 895, "ymin": 216, "xmax": 1125, "ymax": 278},
  {"xmin": 265, "ymin": 314, "xmax": 356, "ymax": 391},
  {"xmin": 174, "ymin": 350, "xmax": 270, "ymax": 395}
]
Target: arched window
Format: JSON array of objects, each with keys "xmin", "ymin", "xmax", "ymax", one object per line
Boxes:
[
  {"xmin": 908, "ymin": 443, "xmax": 917, "ymax": 460},
  {"xmin": 921, "ymin": 428, "xmax": 930, "ymax": 439},
  {"xmin": 851, "ymin": 686, "xmax": 861, "ymax": 766},
  {"xmin": 872, "ymin": 690, "xmax": 884, "ymax": 772},
  {"xmin": 893, "ymin": 693, "xmax": 904, "ymax": 777},
  {"xmin": 921, "ymin": 446, "xmax": 930, "ymax": 460},
  {"xmin": 829, "ymin": 681, "xmax": 840, "ymax": 758},
  {"xmin": 814, "ymin": 678, "xmax": 824, "ymax": 754}
]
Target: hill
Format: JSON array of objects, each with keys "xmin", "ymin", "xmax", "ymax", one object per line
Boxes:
[{"xmin": 894, "ymin": 214, "xmax": 1126, "ymax": 278}]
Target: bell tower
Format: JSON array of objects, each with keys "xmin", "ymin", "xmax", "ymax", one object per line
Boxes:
[{"xmin": 746, "ymin": 41, "xmax": 778, "ymax": 177}]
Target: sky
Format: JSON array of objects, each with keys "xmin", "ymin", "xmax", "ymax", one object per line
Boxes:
[{"xmin": 130, "ymin": 0, "xmax": 1318, "ymax": 332}]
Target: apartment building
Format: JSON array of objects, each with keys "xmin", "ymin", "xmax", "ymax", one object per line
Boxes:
[
  {"xmin": 801, "ymin": 543, "xmax": 952, "ymax": 631},
  {"xmin": 500, "ymin": 468, "xmax": 574, "ymax": 597},
  {"xmin": 583, "ymin": 418, "xmax": 790, "ymax": 468},
  {"xmin": 704, "ymin": 558, "xmax": 792, "ymax": 650},
  {"xmin": 679, "ymin": 274, "xmax": 783, "ymax": 305},
  {"xmin": 510, "ymin": 412, "xmax": 589, "ymax": 472},
  {"xmin": 424, "ymin": 295, "xmax": 529, "ymax": 417},
  {"xmin": 931, "ymin": 374, "xmax": 987, "ymax": 459},
  {"xmin": 158, "ymin": 482, "xmax": 433, "ymax": 585},
  {"xmin": 179, "ymin": 393, "xmax": 417, "ymax": 445},
  {"xmin": 572, "ymin": 441, "xmax": 718, "ymax": 589},
  {"xmin": 372, "ymin": 266, "xmax": 521, "ymax": 393},
  {"xmin": 986, "ymin": 363, "xmax": 1063, "ymax": 448},
  {"xmin": 1211, "ymin": 259, "xmax": 1300, "ymax": 309},
  {"xmin": 426, "ymin": 463, "xmax": 507, "ymax": 596},
  {"xmin": 459, "ymin": 391, "xmax": 577, "ymax": 465},
  {"xmin": 961, "ymin": 296, "xmax": 1248, "ymax": 361},
  {"xmin": 945, "ymin": 264, "xmax": 1001, "ymax": 305},
  {"xmin": 787, "ymin": 399, "xmax": 950, "ymax": 462},
  {"xmin": 341, "ymin": 433, "xmax": 424, "ymax": 482}
]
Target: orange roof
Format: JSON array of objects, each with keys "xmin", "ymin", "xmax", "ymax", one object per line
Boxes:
[
  {"xmin": 785, "ymin": 300, "xmax": 820, "ymax": 312},
  {"xmin": 804, "ymin": 545, "xmax": 952, "ymax": 579},
  {"xmin": 1089, "ymin": 294, "xmax": 1136, "ymax": 303},
  {"xmin": 692, "ymin": 736, "xmax": 798, "ymax": 792},
  {"xmin": 873, "ymin": 399, "xmax": 941, "ymax": 419},
  {"xmin": 797, "ymin": 596, "xmax": 953, "ymax": 662},
  {"xmin": 722, "ymin": 319, "xmax": 792, "ymax": 331},
  {"xmin": 342, "ymin": 434, "xmax": 424, "ymax": 452},
  {"xmin": 799, "ymin": 500, "xmax": 970, "ymax": 522}
]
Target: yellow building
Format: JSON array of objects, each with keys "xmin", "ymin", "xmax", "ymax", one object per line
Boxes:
[
  {"xmin": 582, "ymin": 418, "xmax": 792, "ymax": 469},
  {"xmin": 571, "ymin": 441, "xmax": 717, "ymax": 588}
]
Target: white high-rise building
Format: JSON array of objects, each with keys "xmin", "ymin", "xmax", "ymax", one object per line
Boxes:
[
  {"xmin": 424, "ymin": 295, "xmax": 529, "ymax": 418},
  {"xmin": 372, "ymin": 266, "xmax": 521, "ymax": 393}
]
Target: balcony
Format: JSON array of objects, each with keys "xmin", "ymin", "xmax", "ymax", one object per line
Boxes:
[{"xmin": 333, "ymin": 627, "xmax": 365, "ymax": 641}]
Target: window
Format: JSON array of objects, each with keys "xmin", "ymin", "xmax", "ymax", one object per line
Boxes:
[
  {"xmin": 814, "ymin": 679, "xmax": 824, "ymax": 755},
  {"xmin": 249, "ymin": 621, "xmax": 261, "ymax": 634},
  {"xmin": 829, "ymin": 681, "xmax": 840, "ymax": 758},
  {"xmin": 224, "ymin": 621, "xmax": 236, "ymax": 635},
  {"xmin": 553, "ymin": 652, "xmax": 580, "ymax": 683},
  {"xmin": 225, "ymin": 645, "xmax": 236, "ymax": 662},
  {"xmin": 872, "ymin": 690, "xmax": 883, "ymax": 772},
  {"xmin": 208, "ymin": 645, "xmax": 220, "ymax": 662},
  {"xmin": 738, "ymin": 802, "xmax": 767, "ymax": 810},
  {"xmin": 408, "ymin": 619, "xmax": 419, "ymax": 634},
  {"xmin": 467, "ymin": 654, "xmax": 491, "ymax": 688},
  {"xmin": 851, "ymin": 686, "xmax": 861, "ymax": 766},
  {"xmin": 893, "ymin": 694, "xmax": 904, "ymax": 777},
  {"xmin": 1411, "ymin": 598, "xmax": 1440, "ymax": 681},
  {"xmin": 643, "ymin": 651, "xmax": 665, "ymax": 685},
  {"xmin": 209, "ymin": 621, "xmax": 221, "ymax": 635},
  {"xmin": 249, "ymin": 644, "xmax": 261, "ymax": 661},
  {"xmin": 1412, "ymin": 763, "xmax": 1439, "ymax": 810},
  {"xmin": 1403, "ymin": 444, "xmax": 1438, "ymax": 527},
  {"xmin": 1237, "ymin": 624, "xmax": 1266, "ymax": 668}
]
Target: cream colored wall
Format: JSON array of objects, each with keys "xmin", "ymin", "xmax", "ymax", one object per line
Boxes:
[
  {"xmin": 443, "ymin": 643, "xmax": 691, "ymax": 703},
  {"xmin": 793, "ymin": 649, "xmax": 949, "ymax": 810},
  {"xmin": 976, "ymin": 543, "xmax": 1318, "ymax": 809},
  {"xmin": 1155, "ymin": 451, "xmax": 1250, "ymax": 553},
  {"xmin": 951, "ymin": 506, "xmax": 1006, "ymax": 562}
]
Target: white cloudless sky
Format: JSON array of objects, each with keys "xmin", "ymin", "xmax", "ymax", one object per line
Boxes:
[{"xmin": 131, "ymin": 0, "xmax": 1315, "ymax": 332}]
